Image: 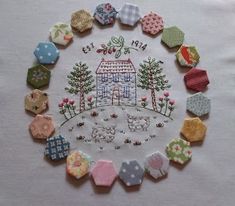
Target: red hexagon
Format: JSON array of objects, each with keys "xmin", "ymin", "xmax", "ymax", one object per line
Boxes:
[
  {"xmin": 91, "ymin": 160, "xmax": 117, "ymax": 187},
  {"xmin": 184, "ymin": 67, "xmax": 209, "ymax": 92}
]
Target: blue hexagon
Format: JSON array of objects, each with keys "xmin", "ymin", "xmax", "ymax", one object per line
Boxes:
[
  {"xmin": 94, "ymin": 3, "xmax": 117, "ymax": 25},
  {"xmin": 119, "ymin": 160, "xmax": 144, "ymax": 187},
  {"xmin": 34, "ymin": 42, "xmax": 60, "ymax": 64},
  {"xmin": 118, "ymin": 3, "xmax": 141, "ymax": 26},
  {"xmin": 186, "ymin": 92, "xmax": 211, "ymax": 116}
]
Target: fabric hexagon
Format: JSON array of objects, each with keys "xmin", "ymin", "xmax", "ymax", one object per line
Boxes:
[
  {"xmin": 176, "ymin": 45, "xmax": 200, "ymax": 67},
  {"xmin": 119, "ymin": 160, "xmax": 144, "ymax": 187},
  {"xmin": 34, "ymin": 42, "xmax": 59, "ymax": 64},
  {"xmin": 181, "ymin": 117, "xmax": 207, "ymax": 142},
  {"xmin": 66, "ymin": 151, "xmax": 91, "ymax": 179},
  {"xmin": 141, "ymin": 12, "xmax": 164, "ymax": 35},
  {"xmin": 27, "ymin": 65, "xmax": 51, "ymax": 89},
  {"xmin": 25, "ymin": 89, "xmax": 48, "ymax": 114},
  {"xmin": 71, "ymin": 10, "xmax": 93, "ymax": 32},
  {"xmin": 29, "ymin": 115, "xmax": 55, "ymax": 139},
  {"xmin": 161, "ymin": 26, "xmax": 184, "ymax": 48},
  {"xmin": 186, "ymin": 92, "xmax": 211, "ymax": 116},
  {"xmin": 91, "ymin": 160, "xmax": 117, "ymax": 187},
  {"xmin": 166, "ymin": 138, "xmax": 192, "ymax": 165},
  {"xmin": 118, "ymin": 3, "xmax": 141, "ymax": 26},
  {"xmin": 184, "ymin": 67, "xmax": 210, "ymax": 92},
  {"xmin": 50, "ymin": 22, "xmax": 73, "ymax": 46},
  {"xmin": 94, "ymin": 3, "xmax": 117, "ymax": 25},
  {"xmin": 144, "ymin": 152, "xmax": 169, "ymax": 180},
  {"xmin": 44, "ymin": 135, "xmax": 70, "ymax": 161}
]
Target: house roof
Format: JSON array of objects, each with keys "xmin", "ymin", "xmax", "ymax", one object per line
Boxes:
[{"xmin": 96, "ymin": 59, "xmax": 136, "ymax": 74}]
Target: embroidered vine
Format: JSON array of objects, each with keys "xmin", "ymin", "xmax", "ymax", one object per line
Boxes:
[{"xmin": 96, "ymin": 36, "xmax": 138, "ymax": 58}]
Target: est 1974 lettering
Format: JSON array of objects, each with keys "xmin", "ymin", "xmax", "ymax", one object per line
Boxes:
[
  {"xmin": 131, "ymin": 40, "xmax": 147, "ymax": 51},
  {"xmin": 82, "ymin": 43, "xmax": 95, "ymax": 54}
]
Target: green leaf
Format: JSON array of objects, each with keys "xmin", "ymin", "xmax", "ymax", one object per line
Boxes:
[
  {"xmin": 115, "ymin": 50, "xmax": 122, "ymax": 58},
  {"xmin": 54, "ymin": 30, "xmax": 60, "ymax": 39},
  {"xmin": 111, "ymin": 36, "xmax": 120, "ymax": 44}
]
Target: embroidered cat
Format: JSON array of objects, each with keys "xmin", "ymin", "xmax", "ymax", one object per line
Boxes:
[{"xmin": 127, "ymin": 114, "xmax": 150, "ymax": 132}]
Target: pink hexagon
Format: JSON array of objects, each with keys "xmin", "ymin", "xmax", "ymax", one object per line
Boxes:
[
  {"xmin": 91, "ymin": 160, "xmax": 117, "ymax": 187},
  {"xmin": 141, "ymin": 12, "xmax": 164, "ymax": 35}
]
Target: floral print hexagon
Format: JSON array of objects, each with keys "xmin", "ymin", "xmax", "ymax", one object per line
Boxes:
[{"xmin": 166, "ymin": 138, "xmax": 192, "ymax": 165}]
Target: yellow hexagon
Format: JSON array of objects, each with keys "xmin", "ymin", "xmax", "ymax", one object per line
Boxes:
[{"xmin": 180, "ymin": 117, "xmax": 207, "ymax": 142}]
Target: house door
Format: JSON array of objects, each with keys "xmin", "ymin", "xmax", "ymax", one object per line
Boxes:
[{"xmin": 112, "ymin": 86, "xmax": 120, "ymax": 105}]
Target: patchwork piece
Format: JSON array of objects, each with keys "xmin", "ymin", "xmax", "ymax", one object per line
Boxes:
[
  {"xmin": 66, "ymin": 151, "xmax": 91, "ymax": 179},
  {"xmin": 186, "ymin": 92, "xmax": 211, "ymax": 116},
  {"xmin": 144, "ymin": 152, "xmax": 169, "ymax": 179},
  {"xmin": 141, "ymin": 12, "xmax": 164, "ymax": 35},
  {"xmin": 25, "ymin": 89, "xmax": 48, "ymax": 114},
  {"xmin": 50, "ymin": 22, "xmax": 73, "ymax": 46},
  {"xmin": 166, "ymin": 138, "xmax": 192, "ymax": 165},
  {"xmin": 181, "ymin": 117, "xmax": 207, "ymax": 142},
  {"xmin": 118, "ymin": 3, "xmax": 141, "ymax": 26},
  {"xmin": 44, "ymin": 135, "xmax": 70, "ymax": 161},
  {"xmin": 91, "ymin": 160, "xmax": 117, "ymax": 187},
  {"xmin": 119, "ymin": 160, "xmax": 144, "ymax": 186},
  {"xmin": 176, "ymin": 45, "xmax": 200, "ymax": 67},
  {"xmin": 184, "ymin": 67, "xmax": 210, "ymax": 92},
  {"xmin": 34, "ymin": 42, "xmax": 59, "ymax": 64},
  {"xmin": 94, "ymin": 3, "xmax": 117, "ymax": 25},
  {"xmin": 161, "ymin": 26, "xmax": 184, "ymax": 48},
  {"xmin": 29, "ymin": 115, "xmax": 55, "ymax": 139},
  {"xmin": 27, "ymin": 65, "xmax": 51, "ymax": 89},
  {"xmin": 71, "ymin": 10, "xmax": 93, "ymax": 32}
]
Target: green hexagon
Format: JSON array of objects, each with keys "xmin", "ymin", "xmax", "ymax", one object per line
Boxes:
[
  {"xmin": 161, "ymin": 26, "xmax": 184, "ymax": 48},
  {"xmin": 27, "ymin": 65, "xmax": 51, "ymax": 89}
]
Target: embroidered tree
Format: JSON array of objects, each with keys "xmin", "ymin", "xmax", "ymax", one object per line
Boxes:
[
  {"xmin": 137, "ymin": 57, "xmax": 171, "ymax": 111},
  {"xmin": 65, "ymin": 62, "xmax": 95, "ymax": 112}
]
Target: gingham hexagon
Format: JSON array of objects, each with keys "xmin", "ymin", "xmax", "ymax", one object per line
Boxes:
[
  {"xmin": 27, "ymin": 65, "xmax": 51, "ymax": 89},
  {"xmin": 50, "ymin": 22, "xmax": 73, "ymax": 46},
  {"xmin": 25, "ymin": 89, "xmax": 48, "ymax": 114},
  {"xmin": 166, "ymin": 138, "xmax": 192, "ymax": 165},
  {"xmin": 71, "ymin": 10, "xmax": 93, "ymax": 32},
  {"xmin": 144, "ymin": 152, "xmax": 169, "ymax": 180},
  {"xmin": 184, "ymin": 67, "xmax": 210, "ymax": 92},
  {"xmin": 161, "ymin": 26, "xmax": 184, "ymax": 48},
  {"xmin": 141, "ymin": 12, "xmax": 164, "ymax": 35},
  {"xmin": 94, "ymin": 3, "xmax": 117, "ymax": 25},
  {"xmin": 91, "ymin": 160, "xmax": 117, "ymax": 187},
  {"xmin": 186, "ymin": 92, "xmax": 211, "ymax": 117},
  {"xmin": 29, "ymin": 115, "xmax": 55, "ymax": 140},
  {"xmin": 119, "ymin": 160, "xmax": 144, "ymax": 187},
  {"xmin": 44, "ymin": 135, "xmax": 70, "ymax": 161},
  {"xmin": 34, "ymin": 42, "xmax": 59, "ymax": 64},
  {"xmin": 181, "ymin": 117, "xmax": 207, "ymax": 142},
  {"xmin": 118, "ymin": 3, "xmax": 141, "ymax": 26},
  {"xmin": 66, "ymin": 151, "xmax": 92, "ymax": 179},
  {"xmin": 176, "ymin": 45, "xmax": 200, "ymax": 67}
]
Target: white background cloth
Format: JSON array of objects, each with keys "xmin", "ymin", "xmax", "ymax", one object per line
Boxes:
[{"xmin": 0, "ymin": 0, "xmax": 235, "ymax": 205}]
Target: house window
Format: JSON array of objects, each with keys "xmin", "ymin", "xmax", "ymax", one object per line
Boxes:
[
  {"xmin": 123, "ymin": 86, "xmax": 130, "ymax": 98},
  {"xmin": 124, "ymin": 73, "xmax": 131, "ymax": 82},
  {"xmin": 112, "ymin": 73, "xmax": 119, "ymax": 82},
  {"xmin": 102, "ymin": 86, "xmax": 108, "ymax": 98},
  {"xmin": 101, "ymin": 74, "xmax": 108, "ymax": 82}
]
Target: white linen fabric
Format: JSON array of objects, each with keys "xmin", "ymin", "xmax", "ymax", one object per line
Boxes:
[{"xmin": 0, "ymin": 0, "xmax": 235, "ymax": 206}]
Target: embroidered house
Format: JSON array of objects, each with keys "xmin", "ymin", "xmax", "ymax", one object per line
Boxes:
[{"xmin": 96, "ymin": 59, "xmax": 137, "ymax": 106}]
